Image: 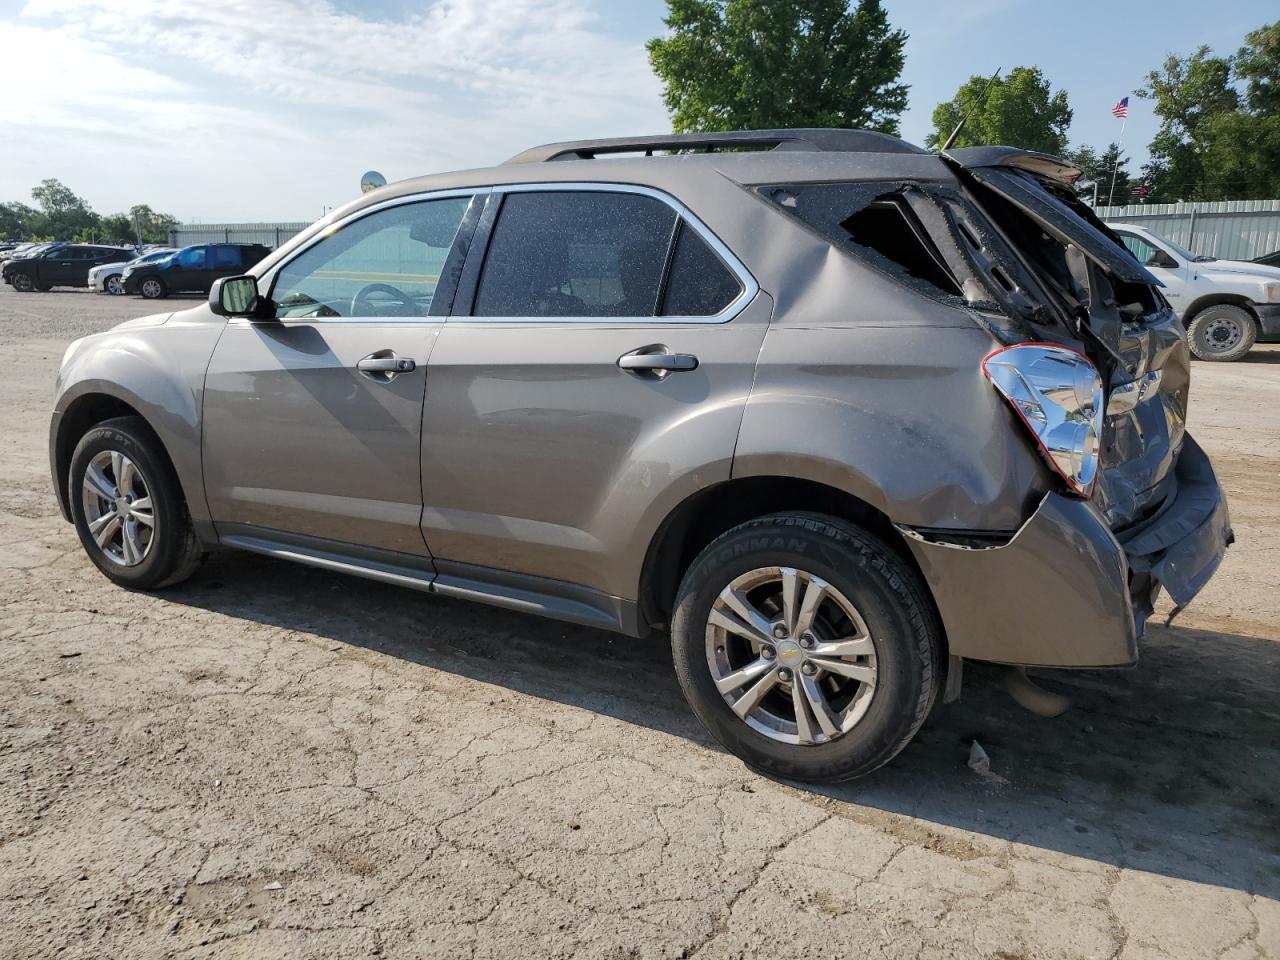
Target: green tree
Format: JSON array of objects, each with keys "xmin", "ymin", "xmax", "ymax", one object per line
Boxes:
[
  {"xmin": 646, "ymin": 0, "xmax": 909, "ymax": 134},
  {"xmin": 1138, "ymin": 24, "xmax": 1280, "ymax": 201},
  {"xmin": 1063, "ymin": 143, "xmax": 1133, "ymax": 203},
  {"xmin": 0, "ymin": 201, "xmax": 40, "ymax": 240},
  {"xmin": 926, "ymin": 66, "xmax": 1072, "ymax": 153},
  {"xmin": 128, "ymin": 204, "xmax": 180, "ymax": 244},
  {"xmin": 30, "ymin": 178, "xmax": 97, "ymax": 240}
]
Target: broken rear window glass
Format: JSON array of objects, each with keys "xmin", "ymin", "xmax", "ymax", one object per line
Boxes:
[{"xmin": 761, "ymin": 182, "xmax": 963, "ymax": 301}]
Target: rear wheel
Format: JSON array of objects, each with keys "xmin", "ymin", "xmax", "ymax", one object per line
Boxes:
[
  {"xmin": 104, "ymin": 274, "xmax": 124, "ymax": 295},
  {"xmin": 10, "ymin": 272, "xmax": 33, "ymax": 292},
  {"xmin": 1187, "ymin": 304, "xmax": 1256, "ymax": 361},
  {"xmin": 139, "ymin": 276, "xmax": 167, "ymax": 299},
  {"xmin": 68, "ymin": 416, "xmax": 203, "ymax": 589},
  {"xmin": 670, "ymin": 514, "xmax": 941, "ymax": 783}
]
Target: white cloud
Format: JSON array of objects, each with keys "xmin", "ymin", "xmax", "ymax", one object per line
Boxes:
[{"xmin": 1, "ymin": 0, "xmax": 668, "ymax": 220}]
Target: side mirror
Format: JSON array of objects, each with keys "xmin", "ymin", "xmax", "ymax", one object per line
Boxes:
[{"xmin": 209, "ymin": 275, "xmax": 267, "ymax": 318}]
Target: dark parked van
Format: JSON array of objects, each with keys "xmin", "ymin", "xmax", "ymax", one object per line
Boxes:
[
  {"xmin": 121, "ymin": 243, "xmax": 272, "ymax": 299},
  {"xmin": 2, "ymin": 244, "xmax": 139, "ymax": 291}
]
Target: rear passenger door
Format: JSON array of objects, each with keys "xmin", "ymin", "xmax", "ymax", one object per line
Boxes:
[{"xmin": 419, "ymin": 185, "xmax": 770, "ymax": 605}]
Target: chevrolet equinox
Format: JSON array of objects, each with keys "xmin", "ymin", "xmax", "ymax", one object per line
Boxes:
[{"xmin": 50, "ymin": 129, "xmax": 1232, "ymax": 782}]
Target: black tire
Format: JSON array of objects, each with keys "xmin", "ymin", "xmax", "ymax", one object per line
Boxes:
[
  {"xmin": 104, "ymin": 274, "xmax": 124, "ymax": 296},
  {"xmin": 10, "ymin": 272, "xmax": 33, "ymax": 292},
  {"xmin": 1186, "ymin": 304, "xmax": 1257, "ymax": 362},
  {"xmin": 670, "ymin": 514, "xmax": 941, "ymax": 783},
  {"xmin": 68, "ymin": 416, "xmax": 203, "ymax": 589},
  {"xmin": 139, "ymin": 276, "xmax": 167, "ymax": 299}
]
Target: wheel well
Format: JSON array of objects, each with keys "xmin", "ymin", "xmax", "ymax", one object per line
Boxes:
[
  {"xmin": 638, "ymin": 476, "xmax": 927, "ymax": 631},
  {"xmin": 54, "ymin": 394, "xmax": 149, "ymax": 517},
  {"xmin": 1184, "ymin": 294, "xmax": 1261, "ymax": 331}
]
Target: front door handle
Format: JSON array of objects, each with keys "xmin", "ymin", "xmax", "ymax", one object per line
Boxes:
[
  {"xmin": 617, "ymin": 347, "xmax": 699, "ymax": 376},
  {"xmin": 356, "ymin": 352, "xmax": 416, "ymax": 382}
]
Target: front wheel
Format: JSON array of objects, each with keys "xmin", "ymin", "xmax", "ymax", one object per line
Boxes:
[
  {"xmin": 1187, "ymin": 304, "xmax": 1256, "ymax": 362},
  {"xmin": 139, "ymin": 276, "xmax": 167, "ymax": 299},
  {"xmin": 10, "ymin": 272, "xmax": 34, "ymax": 292},
  {"xmin": 104, "ymin": 274, "xmax": 124, "ymax": 295},
  {"xmin": 68, "ymin": 416, "xmax": 203, "ymax": 589},
  {"xmin": 670, "ymin": 514, "xmax": 941, "ymax": 783}
]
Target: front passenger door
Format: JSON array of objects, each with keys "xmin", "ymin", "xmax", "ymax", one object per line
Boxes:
[{"xmin": 202, "ymin": 192, "xmax": 481, "ymax": 556}]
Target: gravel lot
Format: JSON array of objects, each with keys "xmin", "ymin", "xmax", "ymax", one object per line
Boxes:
[{"xmin": 2, "ymin": 286, "xmax": 1278, "ymax": 960}]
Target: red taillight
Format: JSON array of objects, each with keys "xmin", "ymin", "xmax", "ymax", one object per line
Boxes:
[{"xmin": 982, "ymin": 343, "xmax": 1104, "ymax": 498}]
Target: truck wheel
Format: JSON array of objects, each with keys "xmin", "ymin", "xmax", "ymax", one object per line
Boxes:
[
  {"xmin": 68, "ymin": 416, "xmax": 204, "ymax": 589},
  {"xmin": 670, "ymin": 514, "xmax": 941, "ymax": 783},
  {"xmin": 10, "ymin": 272, "xmax": 33, "ymax": 292},
  {"xmin": 1187, "ymin": 304, "xmax": 1256, "ymax": 362},
  {"xmin": 139, "ymin": 277, "xmax": 167, "ymax": 299}
]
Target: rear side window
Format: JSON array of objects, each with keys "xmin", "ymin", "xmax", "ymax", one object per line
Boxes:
[
  {"xmin": 210, "ymin": 246, "xmax": 241, "ymax": 268},
  {"xmin": 659, "ymin": 224, "xmax": 742, "ymax": 316},
  {"xmin": 474, "ymin": 191, "xmax": 677, "ymax": 317}
]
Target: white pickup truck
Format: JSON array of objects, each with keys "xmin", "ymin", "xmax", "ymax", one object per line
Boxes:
[{"xmin": 1107, "ymin": 223, "xmax": 1280, "ymax": 361}]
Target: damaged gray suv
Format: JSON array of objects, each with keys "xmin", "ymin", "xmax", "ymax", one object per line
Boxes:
[{"xmin": 50, "ymin": 129, "xmax": 1232, "ymax": 782}]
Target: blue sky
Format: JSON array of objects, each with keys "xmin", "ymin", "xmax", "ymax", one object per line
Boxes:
[{"xmin": 0, "ymin": 0, "xmax": 1273, "ymax": 221}]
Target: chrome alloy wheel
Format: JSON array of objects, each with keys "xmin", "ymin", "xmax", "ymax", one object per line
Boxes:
[
  {"xmin": 705, "ymin": 566, "xmax": 878, "ymax": 746},
  {"xmin": 80, "ymin": 450, "xmax": 155, "ymax": 566},
  {"xmin": 1203, "ymin": 316, "xmax": 1244, "ymax": 354},
  {"xmin": 140, "ymin": 278, "xmax": 163, "ymax": 299},
  {"xmin": 105, "ymin": 275, "xmax": 124, "ymax": 295}
]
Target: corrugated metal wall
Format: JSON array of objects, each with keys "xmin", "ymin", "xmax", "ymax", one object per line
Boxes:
[
  {"xmin": 1096, "ymin": 200, "xmax": 1280, "ymax": 261},
  {"xmin": 168, "ymin": 222, "xmax": 312, "ymax": 249}
]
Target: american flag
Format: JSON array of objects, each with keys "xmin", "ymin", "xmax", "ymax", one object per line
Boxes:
[{"xmin": 1112, "ymin": 96, "xmax": 1130, "ymax": 119}]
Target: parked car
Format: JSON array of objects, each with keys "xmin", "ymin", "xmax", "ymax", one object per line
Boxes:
[
  {"xmin": 1, "ymin": 241, "xmax": 52, "ymax": 263},
  {"xmin": 88, "ymin": 248, "xmax": 177, "ymax": 295},
  {"xmin": 2, "ymin": 243, "xmax": 136, "ymax": 291},
  {"xmin": 1107, "ymin": 223, "xmax": 1280, "ymax": 361},
  {"xmin": 121, "ymin": 243, "xmax": 271, "ymax": 299},
  {"xmin": 50, "ymin": 129, "xmax": 1231, "ymax": 782}
]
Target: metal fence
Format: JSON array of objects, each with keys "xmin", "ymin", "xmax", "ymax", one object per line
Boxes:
[
  {"xmin": 167, "ymin": 221, "xmax": 312, "ymax": 250},
  {"xmin": 1095, "ymin": 200, "xmax": 1280, "ymax": 261}
]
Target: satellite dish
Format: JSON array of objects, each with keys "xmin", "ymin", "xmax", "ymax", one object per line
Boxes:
[{"xmin": 360, "ymin": 170, "xmax": 387, "ymax": 194}]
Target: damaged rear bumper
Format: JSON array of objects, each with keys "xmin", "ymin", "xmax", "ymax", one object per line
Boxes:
[{"xmin": 898, "ymin": 435, "xmax": 1231, "ymax": 668}]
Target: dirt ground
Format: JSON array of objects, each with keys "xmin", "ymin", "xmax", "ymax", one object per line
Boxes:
[{"xmin": 1, "ymin": 285, "xmax": 1277, "ymax": 960}]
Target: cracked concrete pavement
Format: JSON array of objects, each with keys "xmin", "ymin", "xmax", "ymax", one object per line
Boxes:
[{"xmin": 1, "ymin": 286, "xmax": 1278, "ymax": 959}]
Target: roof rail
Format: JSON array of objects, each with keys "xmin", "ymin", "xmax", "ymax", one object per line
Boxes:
[{"xmin": 506, "ymin": 128, "xmax": 927, "ymax": 164}]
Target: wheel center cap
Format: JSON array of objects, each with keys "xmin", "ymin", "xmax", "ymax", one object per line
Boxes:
[
  {"xmin": 776, "ymin": 640, "xmax": 804, "ymax": 667},
  {"xmin": 115, "ymin": 497, "xmax": 129, "ymax": 514}
]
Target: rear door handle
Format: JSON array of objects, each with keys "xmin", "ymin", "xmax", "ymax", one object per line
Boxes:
[
  {"xmin": 356, "ymin": 352, "xmax": 416, "ymax": 381},
  {"xmin": 617, "ymin": 348, "xmax": 699, "ymax": 376}
]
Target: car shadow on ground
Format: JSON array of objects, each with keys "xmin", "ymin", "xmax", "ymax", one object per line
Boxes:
[{"xmin": 167, "ymin": 548, "xmax": 1280, "ymax": 900}]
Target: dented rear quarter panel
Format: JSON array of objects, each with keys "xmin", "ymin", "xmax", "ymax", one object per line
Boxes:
[{"xmin": 734, "ymin": 277, "xmax": 1053, "ymax": 532}]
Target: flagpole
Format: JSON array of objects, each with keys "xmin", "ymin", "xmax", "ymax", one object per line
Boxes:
[{"xmin": 1106, "ymin": 112, "xmax": 1128, "ymax": 209}]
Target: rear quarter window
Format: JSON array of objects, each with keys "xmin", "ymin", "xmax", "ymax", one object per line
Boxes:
[{"xmin": 659, "ymin": 224, "xmax": 742, "ymax": 317}]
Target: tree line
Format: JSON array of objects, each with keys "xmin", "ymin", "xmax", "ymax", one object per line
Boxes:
[
  {"xmin": 0, "ymin": 179, "xmax": 179, "ymax": 244},
  {"xmin": 647, "ymin": 1, "xmax": 1280, "ymax": 204}
]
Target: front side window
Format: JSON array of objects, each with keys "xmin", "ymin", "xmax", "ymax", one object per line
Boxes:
[
  {"xmin": 178, "ymin": 247, "xmax": 207, "ymax": 269},
  {"xmin": 473, "ymin": 191, "xmax": 677, "ymax": 317},
  {"xmin": 1117, "ymin": 232, "xmax": 1157, "ymax": 265},
  {"xmin": 271, "ymin": 196, "xmax": 471, "ymax": 319}
]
